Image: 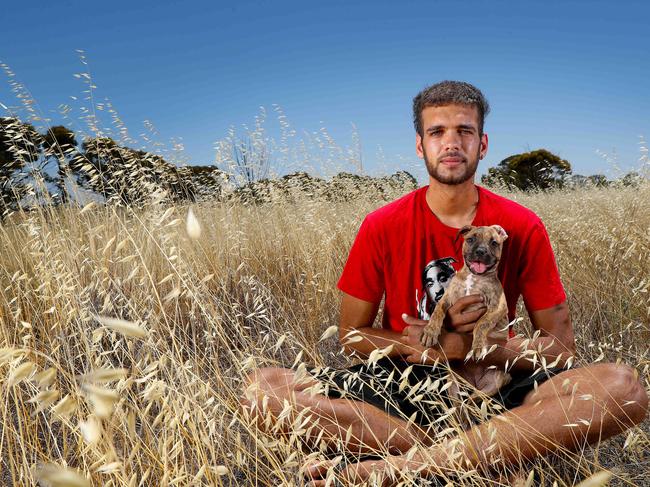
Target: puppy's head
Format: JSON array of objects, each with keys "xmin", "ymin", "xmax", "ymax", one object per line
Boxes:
[{"xmin": 456, "ymin": 225, "xmax": 508, "ymax": 275}]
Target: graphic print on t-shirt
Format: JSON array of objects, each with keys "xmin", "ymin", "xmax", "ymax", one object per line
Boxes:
[{"xmin": 416, "ymin": 256, "xmax": 457, "ymax": 320}]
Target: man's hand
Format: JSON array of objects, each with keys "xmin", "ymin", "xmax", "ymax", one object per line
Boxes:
[
  {"xmin": 399, "ymin": 314, "xmax": 440, "ymax": 364},
  {"xmin": 444, "ymin": 294, "xmax": 486, "ymax": 332},
  {"xmin": 401, "ymin": 314, "xmax": 473, "ymax": 363},
  {"xmin": 400, "ymin": 294, "xmax": 485, "ymax": 363}
]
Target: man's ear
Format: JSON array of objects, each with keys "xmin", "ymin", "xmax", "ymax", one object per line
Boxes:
[
  {"xmin": 491, "ymin": 224, "xmax": 508, "ymax": 242},
  {"xmin": 479, "ymin": 133, "xmax": 488, "ymax": 160},
  {"xmin": 415, "ymin": 132, "xmax": 424, "ymax": 160},
  {"xmin": 454, "ymin": 225, "xmax": 473, "ymax": 244}
]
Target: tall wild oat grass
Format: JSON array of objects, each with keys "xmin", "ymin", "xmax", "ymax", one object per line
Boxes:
[{"xmin": 0, "ymin": 181, "xmax": 647, "ymax": 486}]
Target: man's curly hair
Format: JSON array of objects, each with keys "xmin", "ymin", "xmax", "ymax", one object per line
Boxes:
[{"xmin": 412, "ymin": 81, "xmax": 490, "ymax": 137}]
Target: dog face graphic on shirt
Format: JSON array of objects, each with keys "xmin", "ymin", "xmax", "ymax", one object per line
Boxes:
[{"xmin": 417, "ymin": 256, "xmax": 456, "ymax": 320}]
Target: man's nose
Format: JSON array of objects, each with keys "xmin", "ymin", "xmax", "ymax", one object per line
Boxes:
[{"xmin": 442, "ymin": 131, "xmax": 461, "ymax": 150}]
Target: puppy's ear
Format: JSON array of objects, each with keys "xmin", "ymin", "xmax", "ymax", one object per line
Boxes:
[
  {"xmin": 454, "ymin": 225, "xmax": 474, "ymax": 244},
  {"xmin": 491, "ymin": 225, "xmax": 508, "ymax": 242}
]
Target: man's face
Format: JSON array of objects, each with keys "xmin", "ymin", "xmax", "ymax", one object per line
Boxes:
[{"xmin": 415, "ymin": 104, "xmax": 488, "ymax": 185}]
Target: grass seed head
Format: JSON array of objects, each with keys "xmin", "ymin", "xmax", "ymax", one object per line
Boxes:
[
  {"xmin": 186, "ymin": 207, "xmax": 202, "ymax": 239},
  {"xmin": 33, "ymin": 464, "xmax": 90, "ymax": 487},
  {"xmin": 574, "ymin": 470, "xmax": 614, "ymax": 487},
  {"xmin": 34, "ymin": 368, "xmax": 57, "ymax": 388},
  {"xmin": 8, "ymin": 360, "xmax": 37, "ymax": 386},
  {"xmin": 28, "ymin": 389, "xmax": 60, "ymax": 415},
  {"xmin": 52, "ymin": 395, "xmax": 77, "ymax": 421},
  {"xmin": 79, "ymin": 415, "xmax": 102, "ymax": 444},
  {"xmin": 94, "ymin": 315, "xmax": 147, "ymax": 338},
  {"xmin": 81, "ymin": 384, "xmax": 119, "ymax": 418},
  {"xmin": 78, "ymin": 367, "xmax": 128, "ymax": 384}
]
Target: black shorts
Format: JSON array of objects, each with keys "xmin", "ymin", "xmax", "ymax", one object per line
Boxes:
[{"xmin": 309, "ymin": 357, "xmax": 562, "ymax": 430}]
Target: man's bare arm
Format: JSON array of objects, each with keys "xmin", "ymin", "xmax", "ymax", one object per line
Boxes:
[
  {"xmin": 338, "ymin": 293, "xmax": 410, "ymax": 358},
  {"xmin": 339, "ymin": 292, "xmax": 485, "ymax": 360},
  {"xmin": 401, "ymin": 299, "xmax": 575, "ymax": 372}
]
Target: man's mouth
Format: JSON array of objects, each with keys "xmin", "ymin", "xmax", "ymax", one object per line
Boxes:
[
  {"xmin": 440, "ymin": 157, "xmax": 464, "ymax": 165},
  {"xmin": 468, "ymin": 261, "xmax": 493, "ymax": 274}
]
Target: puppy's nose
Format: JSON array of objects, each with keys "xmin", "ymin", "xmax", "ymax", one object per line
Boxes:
[{"xmin": 475, "ymin": 247, "xmax": 487, "ymax": 257}]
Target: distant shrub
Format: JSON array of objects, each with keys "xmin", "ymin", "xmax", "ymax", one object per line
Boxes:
[{"xmin": 482, "ymin": 149, "xmax": 571, "ymax": 191}]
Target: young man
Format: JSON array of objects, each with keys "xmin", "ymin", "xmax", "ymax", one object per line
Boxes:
[{"xmin": 242, "ymin": 81, "xmax": 648, "ymax": 485}]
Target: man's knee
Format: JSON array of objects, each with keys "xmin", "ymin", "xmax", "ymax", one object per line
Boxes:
[
  {"xmin": 527, "ymin": 363, "xmax": 648, "ymax": 421},
  {"xmin": 239, "ymin": 367, "xmax": 294, "ymax": 409},
  {"xmin": 605, "ymin": 363, "xmax": 649, "ymax": 425},
  {"xmin": 244, "ymin": 367, "xmax": 284, "ymax": 389}
]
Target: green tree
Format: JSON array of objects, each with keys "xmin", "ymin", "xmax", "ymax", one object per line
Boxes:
[
  {"xmin": 42, "ymin": 125, "xmax": 78, "ymax": 204},
  {"xmin": 72, "ymin": 137, "xmax": 197, "ymax": 206},
  {"xmin": 133, "ymin": 150, "xmax": 197, "ymax": 202},
  {"xmin": 482, "ymin": 149, "xmax": 572, "ymax": 191},
  {"xmin": 0, "ymin": 117, "xmax": 43, "ymax": 214},
  {"xmin": 178, "ymin": 165, "xmax": 230, "ymax": 201},
  {"xmin": 619, "ymin": 171, "xmax": 644, "ymax": 187},
  {"xmin": 586, "ymin": 174, "xmax": 608, "ymax": 187}
]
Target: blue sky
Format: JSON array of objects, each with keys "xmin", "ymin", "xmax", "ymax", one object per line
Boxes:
[{"xmin": 1, "ymin": 0, "xmax": 649, "ymax": 183}]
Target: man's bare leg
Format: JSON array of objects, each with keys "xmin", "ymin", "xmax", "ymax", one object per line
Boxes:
[
  {"xmin": 305, "ymin": 363, "xmax": 648, "ymax": 485},
  {"xmin": 240, "ymin": 367, "xmax": 433, "ymax": 456}
]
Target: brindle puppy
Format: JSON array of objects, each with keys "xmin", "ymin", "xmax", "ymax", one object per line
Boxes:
[{"xmin": 421, "ymin": 224, "xmax": 511, "ymax": 397}]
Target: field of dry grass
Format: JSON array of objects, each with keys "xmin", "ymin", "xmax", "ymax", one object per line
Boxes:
[{"xmin": 0, "ymin": 182, "xmax": 648, "ymax": 486}]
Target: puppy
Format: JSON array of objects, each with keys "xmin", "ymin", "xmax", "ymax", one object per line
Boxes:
[{"xmin": 421, "ymin": 224, "xmax": 511, "ymax": 397}]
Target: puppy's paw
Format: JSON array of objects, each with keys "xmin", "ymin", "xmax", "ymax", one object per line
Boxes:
[
  {"xmin": 420, "ymin": 325, "xmax": 441, "ymax": 348},
  {"xmin": 471, "ymin": 334, "xmax": 488, "ymax": 351},
  {"xmin": 464, "ymin": 349, "xmax": 476, "ymax": 362}
]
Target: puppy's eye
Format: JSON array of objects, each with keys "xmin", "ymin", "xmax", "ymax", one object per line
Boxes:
[
  {"xmin": 466, "ymin": 237, "xmax": 475, "ymax": 244},
  {"xmin": 490, "ymin": 239, "xmax": 498, "ymax": 247}
]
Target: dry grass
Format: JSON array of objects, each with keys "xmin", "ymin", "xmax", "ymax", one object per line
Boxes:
[
  {"xmin": 0, "ymin": 181, "xmax": 647, "ymax": 486},
  {"xmin": 1, "ymin": 51, "xmax": 647, "ymax": 486}
]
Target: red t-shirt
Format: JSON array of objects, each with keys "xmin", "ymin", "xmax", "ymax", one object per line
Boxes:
[{"xmin": 337, "ymin": 185, "xmax": 566, "ymax": 333}]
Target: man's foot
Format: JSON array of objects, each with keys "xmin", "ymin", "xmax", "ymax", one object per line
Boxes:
[
  {"xmin": 303, "ymin": 453, "xmax": 451, "ymax": 486},
  {"xmin": 303, "ymin": 457, "xmax": 398, "ymax": 486}
]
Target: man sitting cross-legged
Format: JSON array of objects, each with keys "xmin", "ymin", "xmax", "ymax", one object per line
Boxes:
[{"xmin": 240, "ymin": 81, "xmax": 649, "ymax": 485}]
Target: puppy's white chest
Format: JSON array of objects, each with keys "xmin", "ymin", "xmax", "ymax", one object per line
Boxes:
[{"xmin": 464, "ymin": 274, "xmax": 475, "ymax": 296}]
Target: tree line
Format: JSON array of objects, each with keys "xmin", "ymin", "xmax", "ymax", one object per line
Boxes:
[
  {"xmin": 1, "ymin": 117, "xmax": 643, "ymax": 216},
  {"xmin": 0, "ymin": 117, "xmax": 230, "ymax": 214},
  {"xmin": 480, "ymin": 148, "xmax": 644, "ymax": 190},
  {"xmin": 0, "ymin": 118, "xmax": 419, "ymax": 213}
]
